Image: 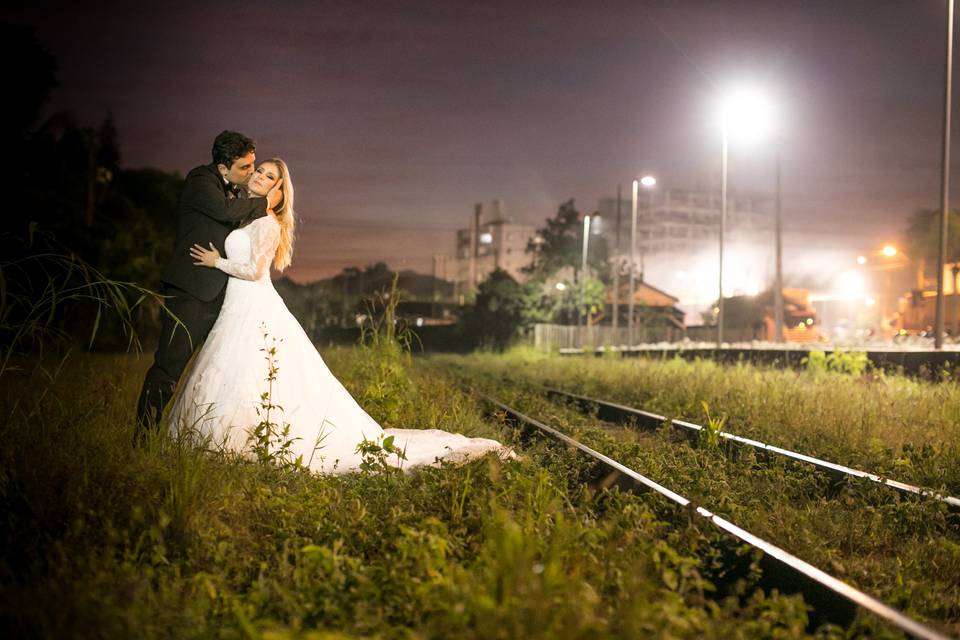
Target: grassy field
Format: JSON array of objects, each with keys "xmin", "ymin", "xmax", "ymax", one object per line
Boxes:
[{"xmin": 1, "ymin": 342, "xmax": 954, "ymax": 638}]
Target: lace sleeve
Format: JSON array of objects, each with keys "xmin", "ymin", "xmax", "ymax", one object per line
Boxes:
[{"xmin": 215, "ymin": 219, "xmax": 280, "ymax": 281}]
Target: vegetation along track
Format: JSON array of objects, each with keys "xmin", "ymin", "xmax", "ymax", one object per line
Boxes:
[
  {"xmin": 541, "ymin": 386, "xmax": 960, "ymax": 511},
  {"xmin": 475, "ymin": 389, "xmax": 952, "ymax": 640},
  {"xmin": 431, "ymin": 360, "xmax": 960, "ymax": 636}
]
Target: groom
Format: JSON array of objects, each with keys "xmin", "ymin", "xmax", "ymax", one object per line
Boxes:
[{"xmin": 136, "ymin": 130, "xmax": 281, "ymax": 439}]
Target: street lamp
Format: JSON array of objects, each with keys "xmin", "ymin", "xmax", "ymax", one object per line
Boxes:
[
  {"xmin": 857, "ymin": 244, "xmax": 909, "ymax": 339},
  {"xmin": 579, "ymin": 214, "xmax": 593, "ymax": 330},
  {"xmin": 716, "ymin": 88, "xmax": 775, "ymax": 347},
  {"xmin": 628, "ymin": 176, "xmax": 657, "ymax": 346}
]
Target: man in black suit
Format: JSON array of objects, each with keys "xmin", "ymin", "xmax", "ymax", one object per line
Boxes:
[{"xmin": 136, "ymin": 130, "xmax": 281, "ymax": 438}]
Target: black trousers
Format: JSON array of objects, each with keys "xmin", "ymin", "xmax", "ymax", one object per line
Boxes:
[{"xmin": 136, "ymin": 284, "xmax": 225, "ymax": 436}]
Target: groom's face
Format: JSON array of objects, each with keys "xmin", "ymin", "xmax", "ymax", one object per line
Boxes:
[{"xmin": 220, "ymin": 152, "xmax": 256, "ymax": 185}]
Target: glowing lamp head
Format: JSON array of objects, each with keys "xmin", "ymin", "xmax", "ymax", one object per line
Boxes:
[
  {"xmin": 882, "ymin": 245, "xmax": 897, "ymax": 258},
  {"xmin": 640, "ymin": 175, "xmax": 657, "ymax": 188},
  {"xmin": 718, "ymin": 88, "xmax": 775, "ymax": 144},
  {"xmin": 835, "ymin": 270, "xmax": 866, "ymax": 299},
  {"xmin": 856, "ymin": 255, "xmax": 867, "ymax": 265}
]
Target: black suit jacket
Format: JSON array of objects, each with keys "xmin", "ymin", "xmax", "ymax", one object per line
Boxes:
[{"xmin": 161, "ymin": 163, "xmax": 268, "ymax": 301}]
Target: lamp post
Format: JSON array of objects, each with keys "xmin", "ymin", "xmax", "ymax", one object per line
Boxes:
[
  {"xmin": 774, "ymin": 148, "xmax": 784, "ymax": 343},
  {"xmin": 579, "ymin": 214, "xmax": 592, "ymax": 330},
  {"xmin": 718, "ymin": 128, "xmax": 728, "ymax": 347},
  {"xmin": 627, "ymin": 176, "xmax": 656, "ymax": 346},
  {"xmin": 935, "ymin": 0, "xmax": 955, "ymax": 350},
  {"xmin": 858, "ymin": 245, "xmax": 908, "ymax": 338},
  {"xmin": 716, "ymin": 89, "xmax": 775, "ymax": 348}
]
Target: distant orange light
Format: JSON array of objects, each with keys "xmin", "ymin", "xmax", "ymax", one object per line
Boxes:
[{"xmin": 882, "ymin": 245, "xmax": 897, "ymax": 258}]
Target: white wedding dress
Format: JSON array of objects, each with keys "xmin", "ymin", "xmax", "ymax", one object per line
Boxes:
[{"xmin": 168, "ymin": 215, "xmax": 513, "ymax": 473}]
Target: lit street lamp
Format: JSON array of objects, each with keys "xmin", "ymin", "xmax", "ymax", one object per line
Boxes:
[
  {"xmin": 855, "ymin": 244, "xmax": 910, "ymax": 338},
  {"xmin": 628, "ymin": 176, "xmax": 657, "ymax": 346},
  {"xmin": 716, "ymin": 88, "xmax": 775, "ymax": 347},
  {"xmin": 579, "ymin": 214, "xmax": 597, "ymax": 329}
]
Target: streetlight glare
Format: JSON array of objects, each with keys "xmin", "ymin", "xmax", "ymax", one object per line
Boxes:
[
  {"xmin": 835, "ymin": 270, "xmax": 866, "ymax": 299},
  {"xmin": 640, "ymin": 175, "xmax": 657, "ymax": 187},
  {"xmin": 856, "ymin": 255, "xmax": 867, "ymax": 265},
  {"xmin": 718, "ymin": 88, "xmax": 775, "ymax": 144},
  {"xmin": 882, "ymin": 245, "xmax": 898, "ymax": 257}
]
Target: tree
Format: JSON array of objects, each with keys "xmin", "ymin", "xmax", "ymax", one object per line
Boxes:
[
  {"xmin": 462, "ymin": 269, "xmax": 540, "ymax": 351},
  {"xmin": 904, "ymin": 208, "xmax": 960, "ymax": 279},
  {"xmin": 546, "ymin": 277, "xmax": 606, "ymax": 325},
  {"xmin": 524, "ymin": 199, "xmax": 609, "ymax": 282},
  {"xmin": 0, "ymin": 24, "xmax": 56, "ymax": 150}
]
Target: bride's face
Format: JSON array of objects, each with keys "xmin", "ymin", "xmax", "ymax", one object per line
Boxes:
[{"xmin": 248, "ymin": 162, "xmax": 281, "ymax": 196}]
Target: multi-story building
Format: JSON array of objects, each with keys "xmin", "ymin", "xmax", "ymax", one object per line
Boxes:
[
  {"xmin": 597, "ymin": 187, "xmax": 773, "ymax": 320},
  {"xmin": 596, "ymin": 188, "xmax": 770, "ymax": 257},
  {"xmin": 453, "ymin": 199, "xmax": 537, "ymax": 302}
]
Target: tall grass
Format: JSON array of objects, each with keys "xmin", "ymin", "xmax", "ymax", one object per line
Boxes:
[
  {"xmin": 438, "ymin": 351, "xmax": 960, "ymax": 634},
  {"xmin": 0, "ymin": 256, "xmax": 914, "ymax": 638},
  {"xmin": 1, "ymin": 350, "xmax": 855, "ymax": 639},
  {"xmin": 1, "ymin": 231, "xmax": 180, "ymax": 380},
  {"xmin": 446, "ymin": 349, "xmax": 960, "ymax": 493}
]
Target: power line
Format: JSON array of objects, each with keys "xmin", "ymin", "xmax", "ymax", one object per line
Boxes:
[{"xmin": 300, "ymin": 219, "xmax": 461, "ymax": 232}]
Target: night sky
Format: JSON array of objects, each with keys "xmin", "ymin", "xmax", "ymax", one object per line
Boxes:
[{"xmin": 11, "ymin": 1, "xmax": 958, "ymax": 285}]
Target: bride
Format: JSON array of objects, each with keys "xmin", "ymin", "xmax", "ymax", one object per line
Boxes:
[{"xmin": 170, "ymin": 158, "xmax": 513, "ymax": 473}]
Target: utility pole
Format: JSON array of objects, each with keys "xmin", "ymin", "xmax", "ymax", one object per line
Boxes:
[
  {"xmin": 935, "ymin": 0, "xmax": 955, "ymax": 350},
  {"xmin": 469, "ymin": 203, "xmax": 481, "ymax": 299}
]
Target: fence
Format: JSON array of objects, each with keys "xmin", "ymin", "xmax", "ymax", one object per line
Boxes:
[
  {"xmin": 531, "ymin": 323, "xmax": 770, "ymax": 350},
  {"xmin": 532, "ymin": 324, "xmax": 686, "ymax": 350}
]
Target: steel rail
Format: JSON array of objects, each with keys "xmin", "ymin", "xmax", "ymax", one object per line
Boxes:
[
  {"xmin": 479, "ymin": 391, "xmax": 952, "ymax": 640},
  {"xmin": 543, "ymin": 387, "xmax": 960, "ymax": 511}
]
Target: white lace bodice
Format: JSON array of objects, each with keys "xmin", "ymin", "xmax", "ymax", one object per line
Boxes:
[{"xmin": 216, "ymin": 215, "xmax": 280, "ymax": 284}]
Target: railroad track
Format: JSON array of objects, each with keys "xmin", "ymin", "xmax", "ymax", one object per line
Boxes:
[
  {"xmin": 475, "ymin": 389, "xmax": 952, "ymax": 640},
  {"xmin": 541, "ymin": 386, "xmax": 960, "ymax": 511}
]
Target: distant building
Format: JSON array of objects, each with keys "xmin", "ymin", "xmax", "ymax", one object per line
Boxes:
[
  {"xmin": 605, "ymin": 278, "xmax": 686, "ymax": 330},
  {"xmin": 597, "ymin": 187, "xmax": 772, "ymax": 320},
  {"xmin": 597, "ymin": 187, "xmax": 770, "ymax": 259},
  {"xmin": 453, "ymin": 199, "xmax": 537, "ymax": 303}
]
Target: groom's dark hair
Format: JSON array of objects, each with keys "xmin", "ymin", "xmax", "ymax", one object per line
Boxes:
[{"xmin": 211, "ymin": 130, "xmax": 256, "ymax": 168}]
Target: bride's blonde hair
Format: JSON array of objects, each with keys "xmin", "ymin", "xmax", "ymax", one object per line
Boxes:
[{"xmin": 263, "ymin": 157, "xmax": 296, "ymax": 271}]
